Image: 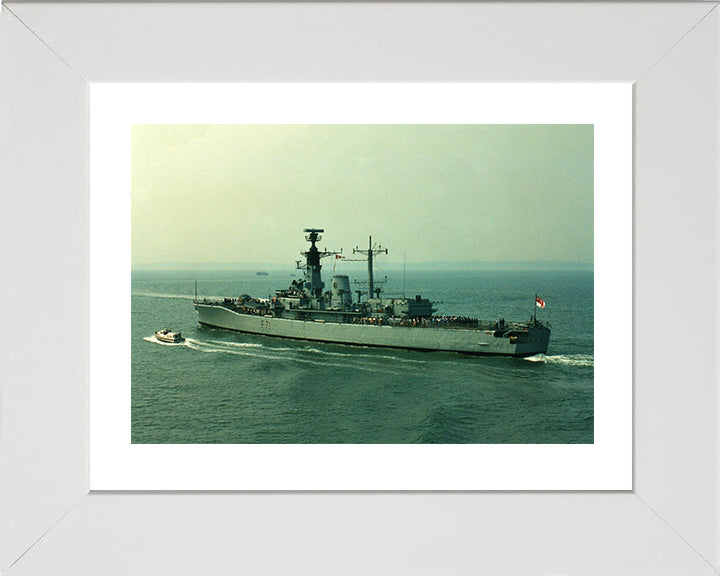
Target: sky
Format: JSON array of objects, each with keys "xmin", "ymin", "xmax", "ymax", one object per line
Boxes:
[{"xmin": 131, "ymin": 124, "xmax": 593, "ymax": 269}]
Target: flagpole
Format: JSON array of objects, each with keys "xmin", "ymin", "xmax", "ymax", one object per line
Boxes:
[{"xmin": 534, "ymin": 293, "xmax": 537, "ymax": 322}]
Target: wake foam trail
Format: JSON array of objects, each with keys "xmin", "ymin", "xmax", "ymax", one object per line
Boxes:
[
  {"xmin": 190, "ymin": 337, "xmax": 423, "ymax": 365},
  {"xmin": 524, "ymin": 354, "xmax": 594, "ymax": 367},
  {"xmin": 133, "ymin": 291, "xmax": 197, "ymax": 300},
  {"xmin": 302, "ymin": 347, "xmax": 426, "ymax": 364},
  {"xmin": 184, "ymin": 340, "xmax": 286, "ymax": 361},
  {"xmin": 546, "ymin": 354, "xmax": 594, "ymax": 367},
  {"xmin": 183, "ymin": 338, "xmax": 406, "ymax": 375},
  {"xmin": 198, "ymin": 338, "xmax": 263, "ymax": 348}
]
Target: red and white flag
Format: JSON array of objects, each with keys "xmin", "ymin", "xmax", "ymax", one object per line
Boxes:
[{"xmin": 535, "ymin": 296, "xmax": 546, "ymax": 309}]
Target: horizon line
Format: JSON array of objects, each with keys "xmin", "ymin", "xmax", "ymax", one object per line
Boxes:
[{"xmin": 132, "ymin": 260, "xmax": 594, "ymax": 271}]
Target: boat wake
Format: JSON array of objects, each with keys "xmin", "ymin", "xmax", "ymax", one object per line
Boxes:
[
  {"xmin": 524, "ymin": 354, "xmax": 594, "ymax": 367},
  {"xmin": 181, "ymin": 337, "xmax": 409, "ymax": 375},
  {"xmin": 203, "ymin": 339, "xmax": 263, "ymax": 348},
  {"xmin": 133, "ymin": 291, "xmax": 196, "ymax": 300},
  {"xmin": 301, "ymin": 347, "xmax": 426, "ymax": 364},
  {"xmin": 133, "ymin": 291, "xmax": 226, "ymax": 301}
]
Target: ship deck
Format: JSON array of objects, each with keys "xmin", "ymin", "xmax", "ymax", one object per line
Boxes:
[{"xmin": 195, "ymin": 300, "xmax": 544, "ymax": 333}]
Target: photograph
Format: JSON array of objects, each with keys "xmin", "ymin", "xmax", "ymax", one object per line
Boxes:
[{"xmin": 131, "ymin": 124, "xmax": 594, "ymax": 445}]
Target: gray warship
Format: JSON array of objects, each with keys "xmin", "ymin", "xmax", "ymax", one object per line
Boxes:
[{"xmin": 194, "ymin": 229, "xmax": 550, "ymax": 357}]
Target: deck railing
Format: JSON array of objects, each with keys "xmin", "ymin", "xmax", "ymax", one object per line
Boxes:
[{"xmin": 198, "ymin": 300, "xmax": 540, "ymax": 331}]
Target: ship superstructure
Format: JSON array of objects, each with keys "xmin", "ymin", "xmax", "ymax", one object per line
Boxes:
[{"xmin": 194, "ymin": 229, "xmax": 550, "ymax": 357}]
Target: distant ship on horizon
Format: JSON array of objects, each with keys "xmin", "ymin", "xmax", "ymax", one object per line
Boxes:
[{"xmin": 194, "ymin": 229, "xmax": 550, "ymax": 357}]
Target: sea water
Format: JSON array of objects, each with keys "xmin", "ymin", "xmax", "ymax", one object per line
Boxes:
[{"xmin": 132, "ymin": 268, "xmax": 593, "ymax": 444}]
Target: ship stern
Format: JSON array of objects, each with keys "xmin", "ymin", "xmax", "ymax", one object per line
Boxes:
[{"xmin": 513, "ymin": 325, "xmax": 551, "ymax": 357}]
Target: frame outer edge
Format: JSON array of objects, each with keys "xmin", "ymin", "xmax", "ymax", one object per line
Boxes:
[{"xmin": 633, "ymin": 5, "xmax": 720, "ymax": 570}]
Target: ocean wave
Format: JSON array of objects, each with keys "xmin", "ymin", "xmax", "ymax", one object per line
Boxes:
[{"xmin": 524, "ymin": 353, "xmax": 594, "ymax": 367}]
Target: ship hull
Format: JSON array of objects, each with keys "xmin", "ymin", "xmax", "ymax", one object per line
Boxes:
[{"xmin": 195, "ymin": 303, "xmax": 549, "ymax": 357}]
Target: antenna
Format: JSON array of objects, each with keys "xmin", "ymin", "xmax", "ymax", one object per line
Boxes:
[
  {"xmin": 353, "ymin": 235, "xmax": 388, "ymax": 299},
  {"xmin": 403, "ymin": 253, "xmax": 406, "ymax": 299},
  {"xmin": 303, "ymin": 228, "xmax": 324, "ymax": 243}
]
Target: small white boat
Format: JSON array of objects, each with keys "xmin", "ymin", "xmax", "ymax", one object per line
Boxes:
[{"xmin": 155, "ymin": 328, "xmax": 184, "ymax": 343}]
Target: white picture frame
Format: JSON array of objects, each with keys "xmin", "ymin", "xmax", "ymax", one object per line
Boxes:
[{"xmin": 2, "ymin": 2, "xmax": 719, "ymax": 574}]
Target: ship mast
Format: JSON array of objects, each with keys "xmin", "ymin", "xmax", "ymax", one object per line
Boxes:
[
  {"xmin": 353, "ymin": 235, "xmax": 387, "ymax": 299},
  {"xmin": 297, "ymin": 228, "xmax": 341, "ymax": 296}
]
